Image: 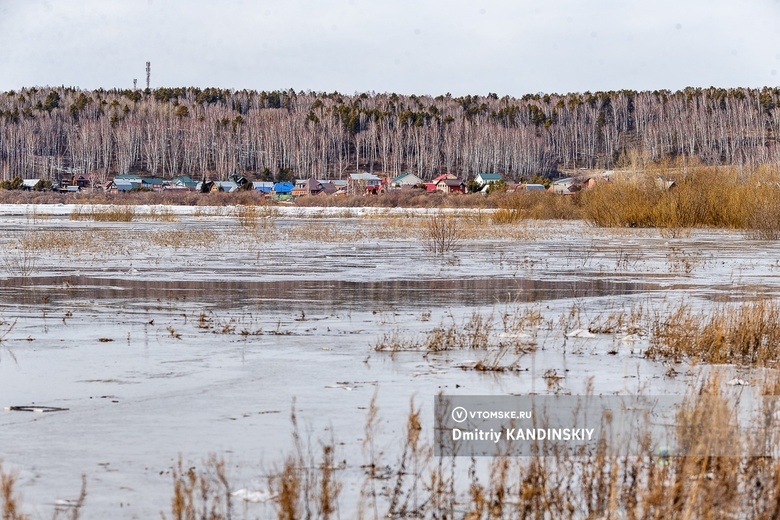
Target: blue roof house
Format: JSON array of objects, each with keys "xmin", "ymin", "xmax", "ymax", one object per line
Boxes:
[{"xmin": 273, "ymin": 182, "xmax": 294, "ymax": 194}]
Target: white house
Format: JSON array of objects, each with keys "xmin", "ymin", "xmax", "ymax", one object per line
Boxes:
[
  {"xmin": 22, "ymin": 179, "xmax": 43, "ymax": 190},
  {"xmin": 475, "ymin": 173, "xmax": 502, "ymax": 185},
  {"xmin": 551, "ymin": 177, "xmax": 577, "ymax": 194}
]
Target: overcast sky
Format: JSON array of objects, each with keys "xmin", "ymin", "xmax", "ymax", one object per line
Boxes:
[{"xmin": 1, "ymin": 0, "xmax": 779, "ymax": 97}]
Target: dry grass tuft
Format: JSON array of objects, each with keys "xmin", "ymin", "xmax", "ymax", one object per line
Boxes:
[
  {"xmin": 1, "ymin": 462, "xmax": 28, "ymax": 520},
  {"xmin": 268, "ymin": 403, "xmax": 342, "ymax": 520},
  {"xmin": 583, "ymin": 166, "xmax": 780, "ymax": 234},
  {"xmin": 491, "ymin": 208, "xmax": 523, "ymax": 225},
  {"xmin": 497, "ymin": 191, "xmax": 582, "ymax": 220},
  {"xmin": 167, "ymin": 455, "xmax": 232, "ymax": 520},
  {"xmin": 146, "ymin": 206, "xmax": 178, "ymax": 222},
  {"xmin": 374, "ymin": 310, "xmax": 538, "ymax": 371},
  {"xmin": 1, "ymin": 463, "xmax": 85, "ymax": 520},
  {"xmin": 11, "ymin": 230, "xmax": 128, "ymax": 256},
  {"xmin": 745, "ymin": 200, "xmax": 780, "ymax": 240},
  {"xmin": 147, "ymin": 230, "xmax": 217, "ymax": 250},
  {"xmin": 588, "ymin": 303, "xmax": 647, "ymax": 335},
  {"xmin": 51, "ymin": 475, "xmax": 86, "ymax": 520},
  {"xmin": 647, "ymin": 299, "xmax": 780, "ymax": 365},
  {"xmin": 234, "ymin": 205, "xmax": 260, "ymax": 229},
  {"xmin": 70, "ymin": 205, "xmax": 135, "ymax": 222}
]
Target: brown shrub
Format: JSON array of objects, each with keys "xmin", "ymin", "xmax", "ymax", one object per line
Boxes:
[
  {"xmin": 647, "ymin": 299, "xmax": 780, "ymax": 365},
  {"xmin": 582, "ymin": 166, "xmax": 780, "ymax": 232},
  {"xmin": 495, "ymin": 191, "xmax": 582, "ymax": 220}
]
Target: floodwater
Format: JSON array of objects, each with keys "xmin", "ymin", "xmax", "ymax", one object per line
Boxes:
[
  {"xmin": 0, "ymin": 205, "xmax": 776, "ymax": 518},
  {"xmin": 0, "ymin": 275, "xmax": 659, "ymax": 309}
]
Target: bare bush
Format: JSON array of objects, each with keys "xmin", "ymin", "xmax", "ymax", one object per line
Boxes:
[
  {"xmin": 2, "ymin": 238, "xmax": 37, "ymax": 277},
  {"xmin": 423, "ymin": 212, "xmax": 461, "ymax": 255}
]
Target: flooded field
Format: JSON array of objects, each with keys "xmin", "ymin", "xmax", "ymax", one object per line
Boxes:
[{"xmin": 1, "ymin": 204, "xmax": 780, "ymax": 518}]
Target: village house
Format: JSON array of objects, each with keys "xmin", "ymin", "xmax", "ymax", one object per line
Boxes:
[
  {"xmin": 348, "ymin": 173, "xmax": 384, "ymax": 195},
  {"xmin": 195, "ymin": 181, "xmax": 216, "ymax": 192},
  {"xmin": 273, "ymin": 181, "xmax": 295, "ymax": 200},
  {"xmin": 110, "ymin": 174, "xmax": 165, "ymax": 191},
  {"xmin": 252, "ymin": 181, "xmax": 275, "ymax": 194},
  {"xmin": 550, "ymin": 177, "xmax": 578, "ymax": 195},
  {"xmin": 432, "ymin": 173, "xmax": 457, "ymax": 183},
  {"xmin": 53, "ymin": 174, "xmax": 92, "ymax": 190},
  {"xmin": 291, "ymin": 178, "xmax": 338, "ymax": 197},
  {"xmin": 214, "ymin": 180, "xmax": 239, "ymax": 192},
  {"xmin": 519, "ymin": 183, "xmax": 547, "ymax": 192},
  {"xmin": 109, "ymin": 179, "xmax": 135, "ymax": 191},
  {"xmin": 326, "ymin": 179, "xmax": 348, "ymax": 194},
  {"xmin": 167, "ymin": 176, "xmax": 199, "ymax": 190},
  {"xmin": 390, "ymin": 172, "xmax": 423, "ymax": 188},
  {"xmin": 194, "ymin": 180, "xmax": 238, "ymax": 193},
  {"xmin": 474, "ymin": 173, "xmax": 502, "ymax": 186},
  {"xmin": 436, "ymin": 178, "xmax": 467, "ymax": 194},
  {"xmin": 111, "ymin": 174, "xmax": 143, "ymax": 191},
  {"xmin": 21, "ymin": 179, "xmax": 43, "ymax": 190},
  {"xmin": 427, "ymin": 173, "xmax": 457, "ymax": 192},
  {"xmin": 141, "ymin": 177, "xmax": 167, "ymax": 191}
]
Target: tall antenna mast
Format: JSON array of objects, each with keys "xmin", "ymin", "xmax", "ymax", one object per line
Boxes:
[
  {"xmin": 133, "ymin": 78, "xmax": 137, "ymax": 90},
  {"xmin": 146, "ymin": 62, "xmax": 151, "ymax": 89}
]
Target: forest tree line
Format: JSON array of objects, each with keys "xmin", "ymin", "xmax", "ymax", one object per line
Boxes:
[{"xmin": 1, "ymin": 85, "xmax": 780, "ymax": 183}]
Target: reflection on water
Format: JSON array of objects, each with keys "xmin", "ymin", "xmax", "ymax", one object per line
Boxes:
[{"xmin": 1, "ymin": 275, "xmax": 658, "ymax": 310}]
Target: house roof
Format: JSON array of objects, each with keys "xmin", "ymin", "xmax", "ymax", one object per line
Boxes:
[
  {"xmin": 320, "ymin": 179, "xmax": 347, "ymax": 187},
  {"xmin": 114, "ymin": 180, "xmax": 135, "ymax": 191},
  {"xmin": 442, "ymin": 179, "xmax": 466, "ymax": 187},
  {"xmin": 349, "ymin": 172, "xmax": 381, "ymax": 181},
  {"xmin": 432, "ymin": 173, "xmax": 456, "ymax": 183},
  {"xmin": 321, "ymin": 182, "xmax": 337, "ymax": 195},
  {"xmin": 22, "ymin": 179, "xmax": 41, "ymax": 187},
  {"xmin": 477, "ymin": 173, "xmax": 502, "ymax": 181},
  {"xmin": 294, "ymin": 178, "xmax": 323, "ymax": 192},
  {"xmin": 274, "ymin": 182, "xmax": 294, "ymax": 193},
  {"xmin": 252, "ymin": 181, "xmax": 274, "ymax": 193},
  {"xmin": 215, "ymin": 181, "xmax": 239, "ymax": 192},
  {"xmin": 524, "ymin": 184, "xmax": 547, "ymax": 191},
  {"xmin": 391, "ymin": 172, "xmax": 423, "ymax": 185},
  {"xmin": 173, "ymin": 176, "xmax": 198, "ymax": 188}
]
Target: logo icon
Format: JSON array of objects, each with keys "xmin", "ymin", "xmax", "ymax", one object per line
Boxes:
[{"xmin": 451, "ymin": 406, "xmax": 467, "ymax": 423}]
